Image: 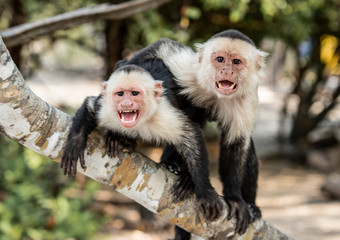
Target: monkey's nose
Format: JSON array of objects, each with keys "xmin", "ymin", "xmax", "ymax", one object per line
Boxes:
[{"xmin": 121, "ymin": 100, "xmax": 133, "ymax": 108}]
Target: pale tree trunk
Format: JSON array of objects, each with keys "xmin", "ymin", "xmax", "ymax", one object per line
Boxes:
[{"xmin": 0, "ymin": 37, "xmax": 291, "ymax": 240}]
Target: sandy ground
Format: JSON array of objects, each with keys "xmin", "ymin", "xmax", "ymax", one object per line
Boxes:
[{"xmin": 26, "ymin": 68, "xmax": 340, "ymax": 240}]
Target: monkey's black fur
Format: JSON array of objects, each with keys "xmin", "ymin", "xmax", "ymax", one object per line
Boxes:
[
  {"xmin": 60, "ymin": 59, "xmax": 223, "ymax": 222},
  {"xmin": 210, "ymin": 29, "xmax": 255, "ymax": 46},
  {"xmin": 122, "ymin": 30, "xmax": 262, "ymax": 239}
]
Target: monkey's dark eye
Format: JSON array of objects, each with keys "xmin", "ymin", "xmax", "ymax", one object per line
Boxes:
[
  {"xmin": 216, "ymin": 56, "xmax": 224, "ymax": 63},
  {"xmin": 233, "ymin": 59, "xmax": 242, "ymax": 64},
  {"xmin": 131, "ymin": 91, "xmax": 140, "ymax": 96},
  {"xmin": 117, "ymin": 91, "xmax": 124, "ymax": 96}
]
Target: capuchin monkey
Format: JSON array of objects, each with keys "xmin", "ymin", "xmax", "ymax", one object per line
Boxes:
[
  {"xmin": 60, "ymin": 60, "xmax": 223, "ymax": 222},
  {"xmin": 124, "ymin": 30, "xmax": 267, "ymax": 238}
]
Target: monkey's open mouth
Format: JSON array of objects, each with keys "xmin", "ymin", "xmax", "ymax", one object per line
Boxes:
[
  {"xmin": 215, "ymin": 80, "xmax": 237, "ymax": 94},
  {"xmin": 118, "ymin": 110, "xmax": 139, "ymax": 127},
  {"xmin": 216, "ymin": 80, "xmax": 237, "ymax": 90}
]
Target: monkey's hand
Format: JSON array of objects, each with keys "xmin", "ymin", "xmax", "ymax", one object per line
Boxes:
[
  {"xmin": 162, "ymin": 162, "xmax": 183, "ymax": 175},
  {"xmin": 60, "ymin": 137, "xmax": 87, "ymax": 177},
  {"xmin": 226, "ymin": 199, "xmax": 253, "ymax": 235},
  {"xmin": 248, "ymin": 203, "xmax": 262, "ymax": 221},
  {"xmin": 171, "ymin": 174, "xmax": 223, "ymax": 221},
  {"xmin": 197, "ymin": 189, "xmax": 224, "ymax": 221},
  {"xmin": 171, "ymin": 173, "xmax": 194, "ymax": 203},
  {"xmin": 105, "ymin": 131, "xmax": 137, "ymax": 158}
]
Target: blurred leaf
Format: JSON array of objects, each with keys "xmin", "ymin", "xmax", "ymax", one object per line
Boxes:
[{"xmin": 184, "ymin": 6, "xmax": 202, "ymax": 20}]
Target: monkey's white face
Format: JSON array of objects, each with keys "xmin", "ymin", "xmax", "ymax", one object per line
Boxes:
[
  {"xmin": 112, "ymin": 87, "xmax": 145, "ymax": 128},
  {"xmin": 102, "ymin": 70, "xmax": 163, "ymax": 129},
  {"xmin": 197, "ymin": 37, "xmax": 266, "ymax": 99},
  {"xmin": 210, "ymin": 49, "xmax": 246, "ymax": 96}
]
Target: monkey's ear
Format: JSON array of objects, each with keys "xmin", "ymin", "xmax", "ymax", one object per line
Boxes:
[
  {"xmin": 102, "ymin": 82, "xmax": 108, "ymax": 96},
  {"xmin": 154, "ymin": 81, "xmax": 163, "ymax": 103},
  {"xmin": 256, "ymin": 50, "xmax": 268, "ymax": 70},
  {"xmin": 195, "ymin": 43, "xmax": 204, "ymax": 63}
]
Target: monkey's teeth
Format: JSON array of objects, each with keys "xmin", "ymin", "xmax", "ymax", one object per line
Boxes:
[
  {"xmin": 217, "ymin": 81, "xmax": 237, "ymax": 90},
  {"xmin": 120, "ymin": 111, "xmax": 138, "ymax": 123}
]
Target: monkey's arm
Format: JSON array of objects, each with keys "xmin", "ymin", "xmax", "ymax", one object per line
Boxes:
[
  {"xmin": 241, "ymin": 139, "xmax": 261, "ymax": 219},
  {"xmin": 60, "ymin": 96, "xmax": 99, "ymax": 177},
  {"xmin": 219, "ymin": 131, "xmax": 254, "ymax": 234},
  {"xmin": 169, "ymin": 124, "xmax": 223, "ymax": 221}
]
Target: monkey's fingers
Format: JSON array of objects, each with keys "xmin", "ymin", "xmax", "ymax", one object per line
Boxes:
[
  {"xmin": 210, "ymin": 205, "xmax": 217, "ymax": 221},
  {"xmin": 226, "ymin": 200, "xmax": 237, "ymax": 220},
  {"xmin": 198, "ymin": 197, "xmax": 214, "ymax": 221},
  {"xmin": 248, "ymin": 204, "xmax": 261, "ymax": 220},
  {"xmin": 105, "ymin": 136, "xmax": 111, "ymax": 157},
  {"xmin": 171, "ymin": 177, "xmax": 188, "ymax": 202},
  {"xmin": 60, "ymin": 156, "xmax": 65, "ymax": 169},
  {"xmin": 64, "ymin": 157, "xmax": 72, "ymax": 176},
  {"xmin": 171, "ymin": 174, "xmax": 189, "ymax": 191},
  {"xmin": 120, "ymin": 137, "xmax": 137, "ymax": 155},
  {"xmin": 172, "ymin": 175, "xmax": 193, "ymax": 203},
  {"xmin": 161, "ymin": 162, "xmax": 178, "ymax": 175},
  {"xmin": 109, "ymin": 138, "xmax": 114, "ymax": 158},
  {"xmin": 62, "ymin": 155, "xmax": 70, "ymax": 176},
  {"xmin": 60, "ymin": 150, "xmax": 70, "ymax": 169},
  {"xmin": 72, "ymin": 159, "xmax": 78, "ymax": 177},
  {"xmin": 79, "ymin": 152, "xmax": 86, "ymax": 169},
  {"xmin": 197, "ymin": 193, "xmax": 223, "ymax": 221},
  {"xmin": 69, "ymin": 149, "xmax": 80, "ymax": 177},
  {"xmin": 172, "ymin": 184, "xmax": 189, "ymax": 203},
  {"xmin": 198, "ymin": 200, "xmax": 207, "ymax": 219},
  {"xmin": 114, "ymin": 140, "xmax": 119, "ymax": 157},
  {"xmin": 201, "ymin": 201, "xmax": 211, "ymax": 221},
  {"xmin": 172, "ymin": 182, "xmax": 187, "ymax": 203},
  {"xmin": 227, "ymin": 200, "xmax": 250, "ymax": 234},
  {"xmin": 236, "ymin": 213, "xmax": 249, "ymax": 235},
  {"xmin": 168, "ymin": 163, "xmax": 182, "ymax": 175},
  {"xmin": 210, "ymin": 198, "xmax": 224, "ymax": 220},
  {"xmin": 209, "ymin": 202, "xmax": 220, "ymax": 221},
  {"xmin": 67, "ymin": 157, "xmax": 74, "ymax": 177},
  {"xmin": 65, "ymin": 151, "xmax": 77, "ymax": 177},
  {"xmin": 61, "ymin": 158, "xmax": 68, "ymax": 175},
  {"xmin": 105, "ymin": 134, "xmax": 116, "ymax": 158}
]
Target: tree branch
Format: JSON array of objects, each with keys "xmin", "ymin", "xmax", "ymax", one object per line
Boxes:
[
  {"xmin": 0, "ymin": 36, "xmax": 291, "ymax": 240},
  {"xmin": 0, "ymin": 0, "xmax": 172, "ymax": 48},
  {"xmin": 311, "ymin": 82, "xmax": 340, "ymax": 129}
]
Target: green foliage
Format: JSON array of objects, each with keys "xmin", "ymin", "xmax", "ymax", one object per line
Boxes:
[
  {"xmin": 22, "ymin": 0, "xmax": 98, "ymax": 22},
  {"xmin": 184, "ymin": 6, "xmax": 201, "ymax": 20},
  {"xmin": 188, "ymin": 0, "xmax": 339, "ymax": 45},
  {"xmin": 0, "ymin": 137, "xmax": 106, "ymax": 240},
  {"xmin": 131, "ymin": 10, "xmax": 176, "ymax": 45}
]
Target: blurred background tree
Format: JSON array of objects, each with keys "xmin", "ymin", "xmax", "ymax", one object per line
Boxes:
[{"xmin": 0, "ymin": 0, "xmax": 340, "ymax": 239}]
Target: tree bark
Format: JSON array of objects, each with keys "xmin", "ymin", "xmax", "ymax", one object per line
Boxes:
[
  {"xmin": 0, "ymin": 36, "xmax": 291, "ymax": 240},
  {"xmin": 0, "ymin": 0, "xmax": 172, "ymax": 48}
]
